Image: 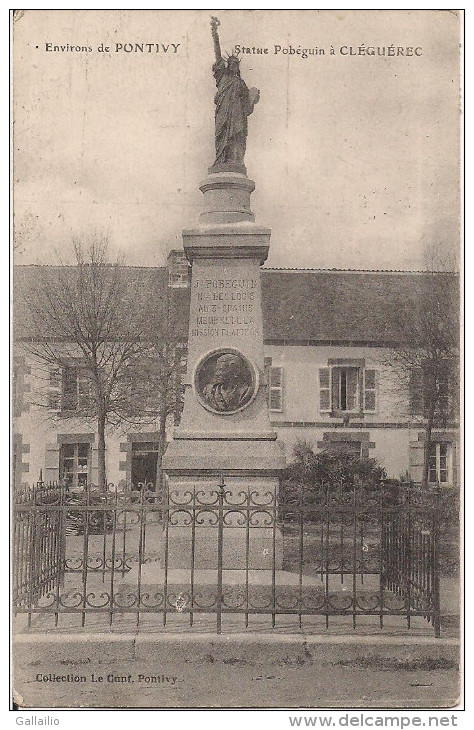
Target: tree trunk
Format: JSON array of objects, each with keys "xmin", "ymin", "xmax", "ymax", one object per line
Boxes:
[{"xmin": 97, "ymin": 411, "xmax": 107, "ymax": 489}]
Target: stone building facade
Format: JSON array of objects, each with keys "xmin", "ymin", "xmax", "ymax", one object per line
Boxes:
[{"xmin": 12, "ymin": 251, "xmax": 460, "ymax": 489}]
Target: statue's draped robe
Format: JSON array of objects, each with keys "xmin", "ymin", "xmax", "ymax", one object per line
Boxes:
[
  {"xmin": 213, "ymin": 59, "xmax": 250, "ymax": 165},
  {"xmin": 202, "ymin": 382, "xmax": 251, "ymax": 412}
]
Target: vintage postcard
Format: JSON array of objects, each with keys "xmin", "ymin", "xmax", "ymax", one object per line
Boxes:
[{"xmin": 11, "ymin": 9, "xmax": 462, "ymax": 711}]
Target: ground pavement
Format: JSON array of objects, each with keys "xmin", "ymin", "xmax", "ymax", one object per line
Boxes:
[
  {"xmin": 13, "ymin": 531, "xmax": 460, "ymax": 709},
  {"xmin": 13, "ymin": 613, "xmax": 461, "ymax": 709}
]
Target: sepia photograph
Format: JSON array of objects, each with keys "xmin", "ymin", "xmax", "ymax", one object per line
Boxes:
[{"xmin": 11, "ymin": 9, "xmax": 462, "ymax": 711}]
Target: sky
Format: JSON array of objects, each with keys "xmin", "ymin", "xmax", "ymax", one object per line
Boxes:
[{"xmin": 12, "ymin": 9, "xmax": 461, "ymax": 270}]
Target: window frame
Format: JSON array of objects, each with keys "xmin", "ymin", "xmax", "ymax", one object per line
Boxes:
[
  {"xmin": 428, "ymin": 441, "xmax": 453, "ymax": 487},
  {"xmin": 410, "ymin": 361, "xmax": 457, "ymax": 419},
  {"xmin": 332, "ymin": 365, "xmax": 360, "ymax": 413},
  {"xmin": 61, "ymin": 364, "xmax": 93, "ymax": 413},
  {"xmin": 319, "ymin": 364, "xmax": 377, "ymax": 415},
  {"xmin": 59, "ymin": 442, "xmax": 91, "ymax": 490}
]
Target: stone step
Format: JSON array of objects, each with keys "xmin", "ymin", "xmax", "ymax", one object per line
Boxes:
[{"xmin": 118, "ymin": 565, "xmax": 381, "ymax": 591}]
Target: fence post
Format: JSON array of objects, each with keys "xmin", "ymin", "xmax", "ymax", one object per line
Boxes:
[
  {"xmin": 54, "ymin": 483, "xmax": 66, "ymax": 628},
  {"xmin": 162, "ymin": 476, "xmax": 170, "ymax": 627},
  {"xmin": 379, "ymin": 479, "xmax": 385, "ymax": 629},
  {"xmin": 324, "ymin": 485, "xmax": 330, "ymax": 629},
  {"xmin": 216, "ymin": 473, "xmax": 225, "ymax": 635},
  {"xmin": 432, "ymin": 488, "xmax": 441, "ymax": 638},
  {"xmin": 26, "ymin": 482, "xmax": 41, "ymax": 627},
  {"xmin": 59, "ymin": 482, "xmax": 66, "ymax": 589},
  {"xmin": 405, "ymin": 483, "xmax": 412, "ymax": 630}
]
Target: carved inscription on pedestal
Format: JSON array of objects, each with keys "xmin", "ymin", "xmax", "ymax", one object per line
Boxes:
[{"xmin": 191, "ymin": 277, "xmax": 259, "ymax": 339}]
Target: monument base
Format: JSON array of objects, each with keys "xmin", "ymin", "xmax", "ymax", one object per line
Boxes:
[
  {"xmin": 163, "ymin": 469, "xmax": 284, "ymax": 569},
  {"xmin": 166, "ymin": 525, "xmax": 283, "ymax": 570},
  {"xmin": 119, "ymin": 566, "xmax": 325, "ymax": 592},
  {"xmin": 116, "ymin": 567, "xmax": 382, "ymax": 615}
]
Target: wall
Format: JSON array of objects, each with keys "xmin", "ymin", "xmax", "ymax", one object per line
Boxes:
[
  {"xmin": 13, "ymin": 348, "xmax": 167, "ymax": 488},
  {"xmin": 13, "ymin": 343, "xmax": 459, "ymax": 487},
  {"xmin": 265, "ymin": 344, "xmax": 409, "ymax": 425},
  {"xmin": 264, "ymin": 344, "xmax": 451, "ymax": 481}
]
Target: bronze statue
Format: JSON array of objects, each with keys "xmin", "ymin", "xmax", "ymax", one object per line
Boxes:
[{"xmin": 210, "ymin": 17, "xmax": 260, "ymax": 167}]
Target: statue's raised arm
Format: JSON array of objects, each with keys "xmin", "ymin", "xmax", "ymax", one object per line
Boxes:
[
  {"xmin": 210, "ymin": 16, "xmax": 222, "ymax": 63},
  {"xmin": 209, "ymin": 17, "xmax": 260, "ymax": 168}
]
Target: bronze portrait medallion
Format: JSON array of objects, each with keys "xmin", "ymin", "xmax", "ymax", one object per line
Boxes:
[{"xmin": 194, "ymin": 349, "xmax": 258, "ymax": 414}]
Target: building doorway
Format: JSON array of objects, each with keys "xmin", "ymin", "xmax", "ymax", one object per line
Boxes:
[{"xmin": 131, "ymin": 442, "xmax": 159, "ymax": 490}]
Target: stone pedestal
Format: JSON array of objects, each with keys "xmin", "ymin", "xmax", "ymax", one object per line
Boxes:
[{"xmin": 163, "ymin": 167, "xmax": 286, "ymax": 569}]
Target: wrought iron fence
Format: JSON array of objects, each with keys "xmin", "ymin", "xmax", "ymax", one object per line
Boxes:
[
  {"xmin": 12, "ymin": 478, "xmax": 442, "ymax": 635},
  {"xmin": 382, "ymin": 487, "xmax": 441, "ymax": 636},
  {"xmin": 12, "ymin": 482, "xmax": 65, "ymax": 614}
]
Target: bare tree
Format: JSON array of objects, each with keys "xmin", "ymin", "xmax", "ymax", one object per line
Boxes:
[
  {"xmin": 387, "ymin": 257, "xmax": 459, "ymax": 487},
  {"xmin": 114, "ymin": 286, "xmax": 186, "ymax": 490},
  {"xmin": 20, "ymin": 235, "xmax": 184, "ymax": 488}
]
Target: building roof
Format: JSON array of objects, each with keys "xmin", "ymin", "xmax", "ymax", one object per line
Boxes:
[
  {"xmin": 13, "ymin": 265, "xmax": 190, "ymax": 342},
  {"xmin": 13, "ymin": 265, "xmax": 459, "ymax": 346},
  {"xmin": 261, "ymin": 269, "xmax": 458, "ymax": 344}
]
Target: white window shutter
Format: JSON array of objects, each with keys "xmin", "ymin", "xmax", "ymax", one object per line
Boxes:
[
  {"xmin": 363, "ymin": 369, "xmax": 377, "ymax": 413},
  {"xmin": 319, "ymin": 367, "xmax": 331, "ymax": 413},
  {"xmin": 269, "ymin": 366, "xmax": 283, "ymax": 412}
]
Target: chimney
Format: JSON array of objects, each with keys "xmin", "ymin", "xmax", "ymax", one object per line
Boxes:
[{"xmin": 167, "ymin": 249, "xmax": 191, "ymax": 288}]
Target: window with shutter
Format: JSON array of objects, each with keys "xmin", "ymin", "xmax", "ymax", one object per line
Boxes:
[
  {"xmin": 269, "ymin": 366, "xmax": 283, "ymax": 412},
  {"xmin": 320, "ymin": 365, "xmax": 377, "ymax": 414},
  {"xmin": 363, "ymin": 369, "xmax": 377, "ymax": 413},
  {"xmin": 409, "ymin": 362, "xmax": 458, "ymax": 421},
  {"xmin": 62, "ymin": 365, "xmax": 93, "ymax": 412},
  {"xmin": 330, "ymin": 366, "xmax": 359, "ymax": 412},
  {"xmin": 319, "ymin": 367, "xmax": 331, "ymax": 412},
  {"xmin": 60, "ymin": 443, "xmax": 90, "ymax": 489}
]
